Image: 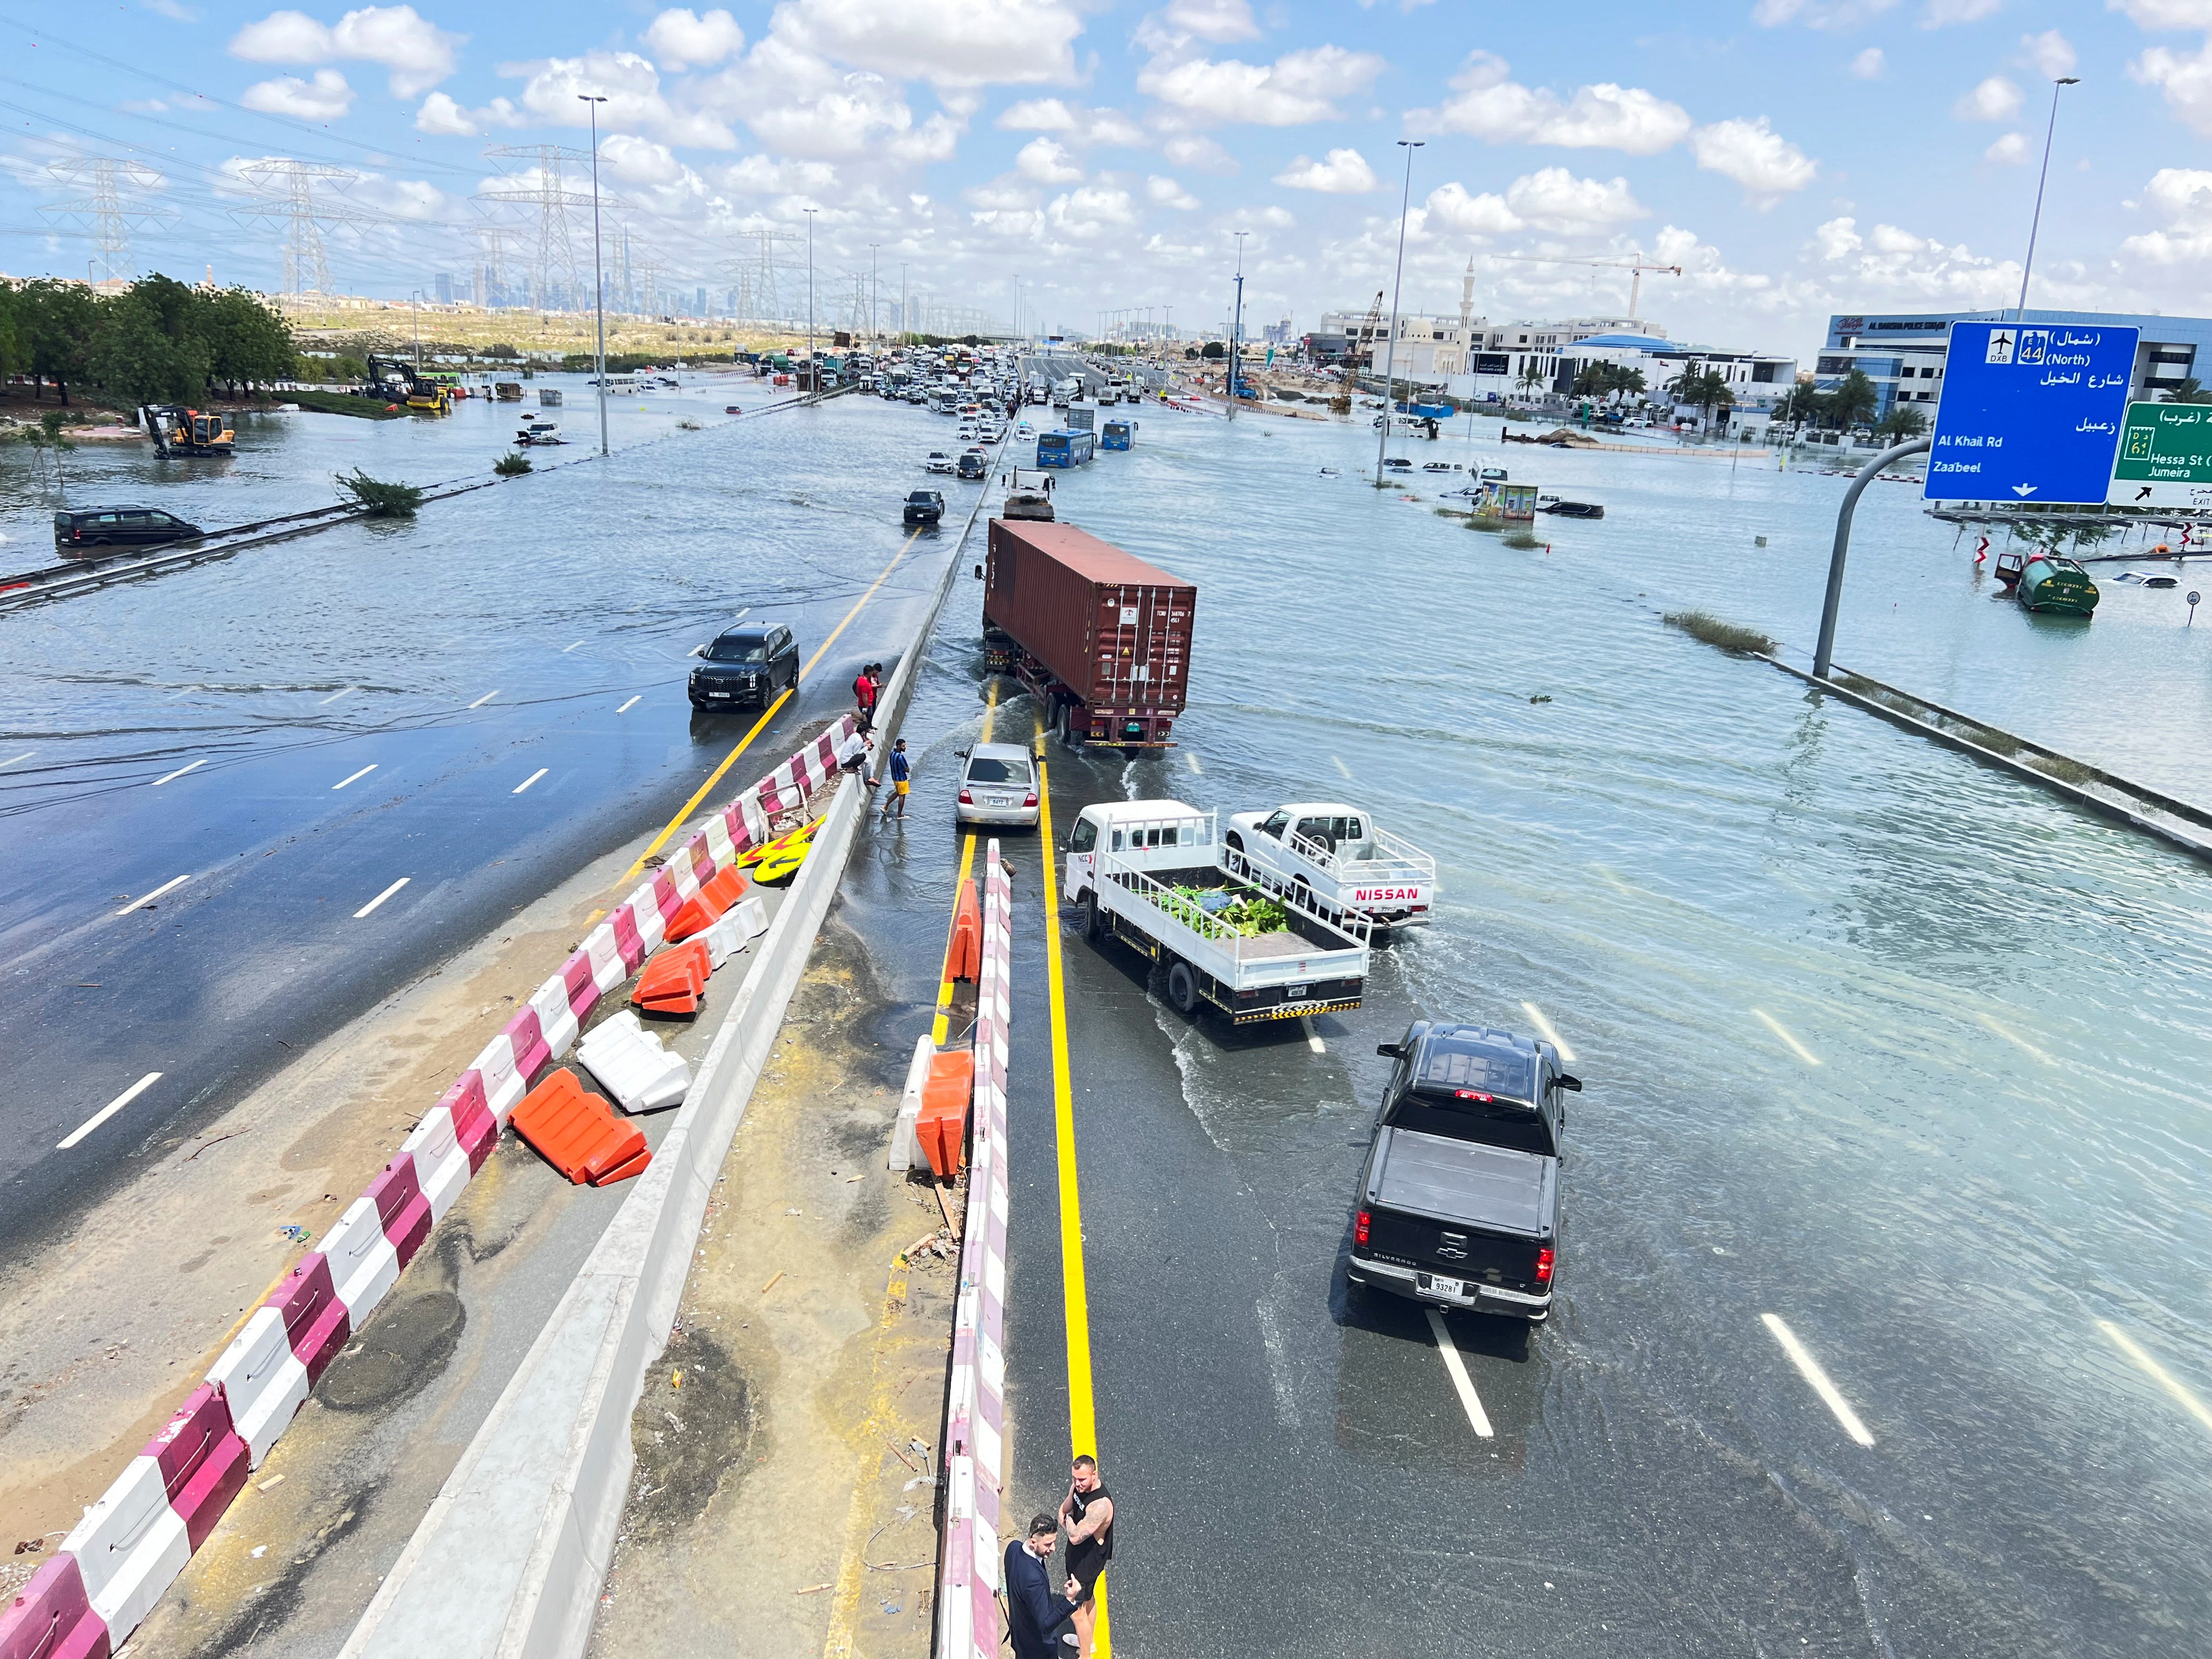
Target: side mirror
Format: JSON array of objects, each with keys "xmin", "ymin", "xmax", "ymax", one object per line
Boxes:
[
  {"xmin": 688, "ymin": 644, "xmax": 705, "ymax": 657},
  {"xmin": 956, "ymin": 749, "xmax": 969, "ymax": 759},
  {"xmin": 1375, "ymin": 1041, "xmax": 1407, "ymax": 1059},
  {"xmin": 1552, "ymin": 1074, "xmax": 1583, "ymax": 1093}
]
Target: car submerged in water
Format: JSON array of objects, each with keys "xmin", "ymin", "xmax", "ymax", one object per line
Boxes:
[
  {"xmin": 688, "ymin": 621, "xmax": 798, "ymax": 709},
  {"xmin": 54, "ymin": 505, "xmax": 204, "ymax": 552}
]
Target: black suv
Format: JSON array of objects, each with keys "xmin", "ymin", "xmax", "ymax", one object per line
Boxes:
[
  {"xmin": 689, "ymin": 622, "xmax": 799, "ymax": 709},
  {"xmin": 54, "ymin": 506, "xmax": 203, "ymax": 551},
  {"xmin": 904, "ymin": 489, "xmax": 945, "ymax": 526}
]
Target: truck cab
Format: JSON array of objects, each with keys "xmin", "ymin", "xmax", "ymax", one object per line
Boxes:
[{"xmin": 1350, "ymin": 1021, "xmax": 1580, "ymax": 1322}]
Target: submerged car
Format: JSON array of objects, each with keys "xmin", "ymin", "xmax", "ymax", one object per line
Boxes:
[
  {"xmin": 54, "ymin": 505, "xmax": 203, "ymax": 551},
  {"xmin": 904, "ymin": 489, "xmax": 945, "ymax": 526},
  {"xmin": 954, "ymin": 742, "xmax": 1040, "ymax": 828},
  {"xmin": 688, "ymin": 621, "xmax": 798, "ymax": 709}
]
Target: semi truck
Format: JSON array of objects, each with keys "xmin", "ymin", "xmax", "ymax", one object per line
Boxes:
[
  {"xmin": 983, "ymin": 518, "xmax": 1195, "ymax": 749},
  {"xmin": 1064, "ymin": 800, "xmax": 1370, "ymax": 1025}
]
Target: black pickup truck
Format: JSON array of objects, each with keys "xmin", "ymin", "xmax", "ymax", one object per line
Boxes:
[{"xmin": 1348, "ymin": 1020, "xmax": 1579, "ymax": 1322}]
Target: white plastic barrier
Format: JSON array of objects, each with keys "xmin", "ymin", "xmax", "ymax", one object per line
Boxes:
[
  {"xmin": 61, "ymin": 1454, "xmax": 190, "ymax": 1640},
  {"xmin": 582, "ymin": 923, "xmax": 625, "ymax": 996},
  {"xmin": 401, "ymin": 1106, "xmax": 473, "ymax": 1223},
  {"xmin": 702, "ymin": 813, "xmax": 736, "ymax": 865},
  {"xmin": 528, "ymin": 974, "xmax": 581, "ymax": 1060},
  {"xmin": 626, "ymin": 882, "xmax": 668, "ymax": 956},
  {"xmin": 472, "ymin": 1032, "xmax": 527, "ymax": 1121},
  {"xmin": 576, "ymin": 1011, "xmax": 691, "ymax": 1114},
  {"xmin": 889, "ymin": 1034, "xmax": 931, "ymax": 1172},
  {"xmin": 701, "ymin": 896, "xmax": 769, "ymax": 969},
  {"xmin": 204, "ymin": 1305, "xmax": 310, "ymax": 1468},
  {"xmin": 321, "ymin": 1195, "xmax": 402, "ymax": 1320}
]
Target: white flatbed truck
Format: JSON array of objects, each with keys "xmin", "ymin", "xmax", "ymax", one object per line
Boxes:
[
  {"xmin": 1223, "ymin": 803, "xmax": 1437, "ymax": 930},
  {"xmin": 1064, "ymin": 799, "xmax": 1371, "ymax": 1024}
]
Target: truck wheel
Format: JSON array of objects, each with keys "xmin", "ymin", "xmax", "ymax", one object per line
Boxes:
[
  {"xmin": 1224, "ymin": 832, "xmax": 1243, "ymax": 853},
  {"xmin": 1080, "ymin": 890, "xmax": 1102, "ymax": 942},
  {"xmin": 1060, "ymin": 703, "xmax": 1084, "ymax": 749},
  {"xmin": 1166, "ymin": 959, "xmax": 1199, "ymax": 1019}
]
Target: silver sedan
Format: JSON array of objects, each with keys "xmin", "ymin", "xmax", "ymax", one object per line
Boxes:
[{"xmin": 954, "ymin": 742, "xmax": 1040, "ymax": 828}]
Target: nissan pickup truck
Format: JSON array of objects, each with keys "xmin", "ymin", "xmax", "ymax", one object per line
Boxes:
[
  {"xmin": 1223, "ymin": 803, "xmax": 1436, "ymax": 929},
  {"xmin": 1348, "ymin": 1020, "xmax": 1580, "ymax": 1322}
]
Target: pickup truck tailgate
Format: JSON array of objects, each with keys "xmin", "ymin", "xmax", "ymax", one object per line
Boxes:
[{"xmin": 1374, "ymin": 1130, "xmax": 1553, "ymax": 1238}]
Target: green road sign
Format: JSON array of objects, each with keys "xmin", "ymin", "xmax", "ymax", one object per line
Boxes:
[{"xmin": 2108, "ymin": 400, "xmax": 2212, "ymax": 508}]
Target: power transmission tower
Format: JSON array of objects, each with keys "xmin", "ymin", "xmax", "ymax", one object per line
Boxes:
[
  {"xmin": 478, "ymin": 145, "xmax": 596, "ymax": 310},
  {"xmin": 234, "ymin": 160, "xmax": 356, "ymax": 293},
  {"xmin": 42, "ymin": 158, "xmax": 173, "ymax": 282},
  {"xmin": 722, "ymin": 226, "xmax": 800, "ymax": 327}
]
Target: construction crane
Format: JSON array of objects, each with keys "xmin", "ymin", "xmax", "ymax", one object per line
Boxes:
[
  {"xmin": 1331, "ymin": 288, "xmax": 1385, "ymax": 417},
  {"xmin": 1482, "ymin": 249, "xmax": 1682, "ymax": 320}
]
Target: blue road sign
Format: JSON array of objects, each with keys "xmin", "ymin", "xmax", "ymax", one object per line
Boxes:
[{"xmin": 1924, "ymin": 321, "xmax": 2138, "ymax": 503}]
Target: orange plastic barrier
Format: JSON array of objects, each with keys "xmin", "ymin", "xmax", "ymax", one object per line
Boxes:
[
  {"xmin": 915, "ymin": 1048, "xmax": 974, "ymax": 1178},
  {"xmin": 633, "ymin": 939, "xmax": 712, "ymax": 1016},
  {"xmin": 665, "ymin": 863, "xmax": 751, "ymax": 943},
  {"xmin": 945, "ymin": 880, "xmax": 981, "ymax": 985},
  {"xmin": 510, "ymin": 1068, "xmax": 651, "ymax": 1185}
]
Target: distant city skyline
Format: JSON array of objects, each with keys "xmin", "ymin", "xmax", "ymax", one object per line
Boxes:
[{"xmin": 2, "ymin": 2, "xmax": 2208, "ymax": 358}]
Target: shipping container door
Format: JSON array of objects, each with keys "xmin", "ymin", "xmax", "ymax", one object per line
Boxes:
[{"xmin": 1092, "ymin": 585, "xmax": 1183, "ymax": 710}]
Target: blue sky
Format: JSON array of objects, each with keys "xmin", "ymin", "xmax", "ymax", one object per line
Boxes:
[{"xmin": 4, "ymin": 0, "xmax": 2211, "ymax": 359}]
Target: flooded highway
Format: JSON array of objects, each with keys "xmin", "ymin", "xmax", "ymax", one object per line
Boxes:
[{"xmin": 927, "ymin": 396, "xmax": 2209, "ymax": 1656}]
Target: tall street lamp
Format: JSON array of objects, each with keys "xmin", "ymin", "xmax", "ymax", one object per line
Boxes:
[
  {"xmin": 409, "ymin": 288, "xmax": 423, "ymax": 370},
  {"xmin": 578, "ymin": 93, "xmax": 610, "ymax": 456},
  {"xmin": 803, "ymin": 207, "xmax": 818, "ymax": 389},
  {"xmin": 2015, "ymin": 75, "xmax": 2080, "ymax": 321},
  {"xmin": 1228, "ymin": 231, "xmax": 1248, "ymax": 420},
  {"xmin": 1377, "ymin": 138, "xmax": 1423, "ymax": 485}
]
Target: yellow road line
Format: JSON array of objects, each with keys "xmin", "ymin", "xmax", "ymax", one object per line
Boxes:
[
  {"xmin": 623, "ymin": 529, "xmax": 921, "ymax": 881},
  {"xmin": 1036, "ymin": 763, "xmax": 1110, "ymax": 1657}
]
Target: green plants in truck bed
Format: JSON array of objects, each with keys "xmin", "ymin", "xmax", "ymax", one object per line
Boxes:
[{"xmin": 1162, "ymin": 885, "xmax": 1291, "ymax": 937}]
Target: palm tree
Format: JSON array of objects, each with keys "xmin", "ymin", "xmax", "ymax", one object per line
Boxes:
[
  {"xmin": 1875, "ymin": 403, "xmax": 1928, "ymax": 442},
  {"xmin": 2163, "ymin": 376, "xmax": 2212, "ymax": 404},
  {"xmin": 1517, "ymin": 360, "xmax": 1548, "ymax": 399},
  {"xmin": 1665, "ymin": 362, "xmax": 1735, "ymax": 428},
  {"xmin": 1828, "ymin": 368, "xmax": 1878, "ymax": 431}
]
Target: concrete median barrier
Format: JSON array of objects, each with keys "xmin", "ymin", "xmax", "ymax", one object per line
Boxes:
[
  {"xmin": 2, "ymin": 1547, "xmax": 109, "ymax": 1659},
  {"xmin": 204, "ymin": 1306, "xmax": 311, "ymax": 1468}
]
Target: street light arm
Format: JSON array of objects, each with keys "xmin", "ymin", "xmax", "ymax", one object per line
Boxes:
[{"xmin": 1813, "ymin": 434, "xmax": 1934, "ymax": 678}]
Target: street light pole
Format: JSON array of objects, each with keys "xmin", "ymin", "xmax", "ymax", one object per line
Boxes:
[
  {"xmin": 578, "ymin": 93, "xmax": 609, "ymax": 456},
  {"xmin": 1377, "ymin": 138, "xmax": 1424, "ymax": 485},
  {"xmin": 410, "ymin": 289, "xmax": 421, "ymax": 370},
  {"xmin": 868, "ymin": 241, "xmax": 878, "ymax": 342},
  {"xmin": 2015, "ymin": 76, "xmax": 2080, "ymax": 321},
  {"xmin": 1228, "ymin": 232, "xmax": 1248, "ymax": 421},
  {"xmin": 802, "ymin": 207, "xmax": 818, "ymax": 390}
]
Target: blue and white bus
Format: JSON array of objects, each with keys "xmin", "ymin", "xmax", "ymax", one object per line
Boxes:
[
  {"xmin": 1100, "ymin": 419, "xmax": 1135, "ymax": 451},
  {"xmin": 1037, "ymin": 429, "xmax": 1096, "ymax": 467}
]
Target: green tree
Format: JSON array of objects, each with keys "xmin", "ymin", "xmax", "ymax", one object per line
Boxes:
[
  {"xmin": 1572, "ymin": 361, "xmax": 1610, "ymax": 399},
  {"xmin": 1200, "ymin": 340, "xmax": 1224, "ymax": 359},
  {"xmin": 1875, "ymin": 403, "xmax": 1928, "ymax": 442},
  {"xmin": 17, "ymin": 279, "xmax": 97, "ymax": 404},
  {"xmin": 1827, "ymin": 368, "xmax": 1879, "ymax": 430},
  {"xmin": 1516, "ymin": 360, "xmax": 1548, "ymax": 397},
  {"xmin": 201, "ymin": 287, "xmax": 295, "ymax": 396},
  {"xmin": 1665, "ymin": 361, "xmax": 1735, "ymax": 426},
  {"xmin": 1779, "ymin": 382, "xmax": 1829, "ymax": 426},
  {"xmin": 2163, "ymin": 376, "xmax": 2212, "ymax": 404},
  {"xmin": 90, "ymin": 273, "xmax": 210, "ymax": 404}
]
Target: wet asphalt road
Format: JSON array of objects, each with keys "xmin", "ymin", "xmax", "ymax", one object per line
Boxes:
[{"xmin": 0, "ymin": 387, "xmax": 987, "ymax": 1259}]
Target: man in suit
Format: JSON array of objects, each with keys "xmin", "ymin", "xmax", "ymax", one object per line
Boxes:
[{"xmin": 1003, "ymin": 1512, "xmax": 1087, "ymax": 1659}]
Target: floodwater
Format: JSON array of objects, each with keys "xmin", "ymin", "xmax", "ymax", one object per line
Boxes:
[{"xmin": 978, "ymin": 395, "xmax": 2212, "ymax": 1656}]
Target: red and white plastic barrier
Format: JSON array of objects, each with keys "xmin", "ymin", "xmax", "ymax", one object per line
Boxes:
[
  {"xmin": 937, "ymin": 839, "xmax": 1014, "ymax": 1659},
  {"xmin": 0, "ymin": 715, "xmax": 859, "ymax": 1657}
]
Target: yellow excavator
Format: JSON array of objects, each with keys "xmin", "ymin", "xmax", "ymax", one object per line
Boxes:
[
  {"xmin": 364, "ymin": 354, "xmax": 451, "ymax": 414},
  {"xmin": 139, "ymin": 404, "xmax": 236, "ymax": 457}
]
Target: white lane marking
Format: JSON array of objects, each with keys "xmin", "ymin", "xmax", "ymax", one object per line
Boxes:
[
  {"xmin": 562, "ymin": 640, "xmax": 584, "ymax": 653},
  {"xmin": 513, "ymin": 767, "xmax": 548, "ymax": 794},
  {"xmin": 165, "ymin": 687, "xmax": 196, "ymax": 701},
  {"xmin": 1752, "ymin": 1007, "xmax": 1821, "ymax": 1067},
  {"xmin": 1330, "ymin": 753, "xmax": 1352, "ymax": 780},
  {"xmin": 1761, "ymin": 1313, "xmax": 1875, "ymax": 1446},
  {"xmin": 333, "ymin": 764, "xmax": 378, "ymax": 790},
  {"xmin": 1301, "ymin": 1016, "xmax": 1325, "ymax": 1055},
  {"xmin": 730, "ymin": 606, "xmax": 750, "ymax": 621},
  {"xmin": 1185, "ymin": 750, "xmax": 1202, "ymax": 774},
  {"xmin": 318, "ymin": 686, "xmax": 355, "ymax": 706},
  {"xmin": 354, "ymin": 877, "xmax": 410, "ymax": 918},
  {"xmin": 616, "ymin": 695, "xmax": 641, "ymax": 714},
  {"xmin": 2099, "ymin": 1320, "xmax": 2212, "ymax": 1436},
  {"xmin": 152, "ymin": 758, "xmax": 205, "ymax": 787},
  {"xmin": 1975, "ymin": 1010, "xmax": 2056, "ymax": 1067},
  {"xmin": 1254, "ymin": 1301, "xmax": 1299, "ymax": 1429},
  {"xmin": 60, "ymin": 1072, "xmax": 162, "ymax": 1149},
  {"xmin": 116, "ymin": 874, "xmax": 190, "ymax": 915},
  {"xmin": 0, "ymin": 749, "xmax": 35, "ymax": 770},
  {"xmin": 468, "ymin": 689, "xmax": 500, "ymax": 709},
  {"xmin": 1425, "ymin": 1308, "xmax": 1495, "ymax": 1438},
  {"xmin": 1521, "ymin": 1001, "xmax": 1577, "ymax": 1063}
]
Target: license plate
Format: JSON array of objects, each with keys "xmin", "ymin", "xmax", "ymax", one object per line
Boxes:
[
  {"xmin": 709, "ymin": 692, "xmax": 731, "ymax": 699},
  {"xmin": 1286, "ymin": 984, "xmax": 1309, "ymax": 998},
  {"xmin": 1419, "ymin": 1274, "xmax": 1464, "ymax": 1298}
]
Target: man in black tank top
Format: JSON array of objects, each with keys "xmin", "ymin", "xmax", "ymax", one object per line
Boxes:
[{"xmin": 1057, "ymin": 1455, "xmax": 1114, "ymax": 1656}]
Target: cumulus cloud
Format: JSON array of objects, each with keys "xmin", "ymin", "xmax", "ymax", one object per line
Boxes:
[
  {"xmin": 1147, "ymin": 173, "xmax": 1199, "ymax": 209},
  {"xmin": 1159, "ymin": 0, "xmax": 1260, "ymax": 41},
  {"xmin": 1920, "ymin": 0, "xmax": 2001, "ymax": 25},
  {"xmin": 1851, "ymin": 46, "xmax": 1886, "ymax": 77},
  {"xmin": 1691, "ymin": 117, "xmax": 1817, "ymax": 206},
  {"xmin": 413, "ymin": 89, "xmax": 475, "ymax": 134},
  {"xmin": 1750, "ymin": 0, "xmax": 1903, "ymax": 28},
  {"xmin": 2117, "ymin": 167, "xmax": 2212, "ymax": 263},
  {"xmin": 2113, "ymin": 0, "xmax": 2212, "ymax": 23},
  {"xmin": 2019, "ymin": 29, "xmax": 2077, "ymax": 78},
  {"xmin": 1410, "ymin": 51, "xmax": 1692, "ymax": 152},
  {"xmin": 1139, "ymin": 44, "xmax": 1386, "ymax": 125},
  {"xmin": 1985, "ymin": 131, "xmax": 2031, "ymax": 162},
  {"xmin": 642, "ymin": 8, "xmax": 744, "ymax": 72},
  {"xmin": 2133, "ymin": 39, "xmax": 2212, "ymax": 135},
  {"xmin": 761, "ymin": 0, "xmax": 1083, "ymax": 89},
  {"xmin": 1162, "ymin": 132, "xmax": 1236, "ymax": 171},
  {"xmin": 230, "ymin": 6, "xmax": 463, "ymax": 98},
  {"xmin": 241, "ymin": 68, "xmax": 356, "ymax": 118},
  {"xmin": 1272, "ymin": 147, "xmax": 1377, "ymax": 192},
  {"xmin": 1425, "ymin": 168, "xmax": 1646, "ymax": 236},
  {"xmin": 1808, "ymin": 213, "xmax": 2017, "ymax": 307},
  {"xmin": 1016, "ymin": 136, "xmax": 1082, "ymax": 183},
  {"xmin": 996, "ymin": 98, "xmax": 1146, "ymax": 147},
  {"xmin": 1954, "ymin": 75, "xmax": 2023, "ymax": 120},
  {"xmin": 717, "ymin": 153, "xmax": 839, "ymax": 195},
  {"xmin": 1046, "ymin": 184, "xmax": 1137, "ymax": 238},
  {"xmin": 506, "ymin": 49, "xmax": 736, "ymax": 148}
]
